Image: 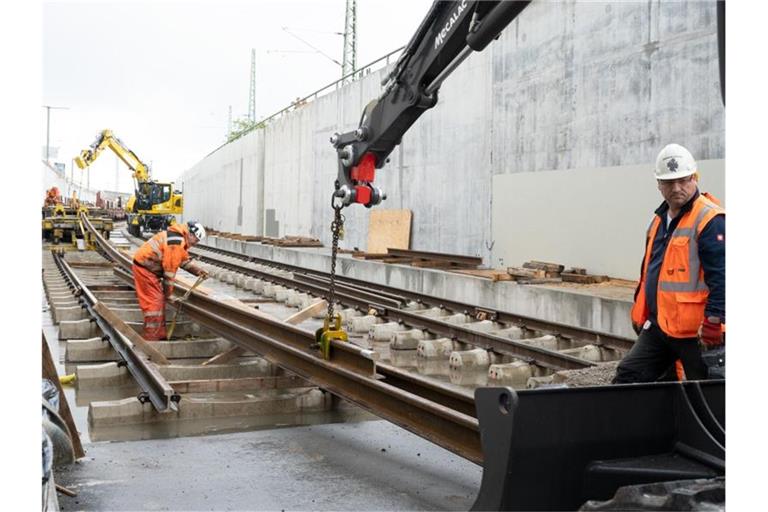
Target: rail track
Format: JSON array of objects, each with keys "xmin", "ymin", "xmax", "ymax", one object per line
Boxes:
[
  {"xmin": 185, "ymin": 242, "xmax": 635, "ymax": 376},
  {"xmin": 48, "ymin": 218, "xmax": 724, "ymax": 510}
]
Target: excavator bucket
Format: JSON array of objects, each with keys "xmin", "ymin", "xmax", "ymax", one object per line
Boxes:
[{"xmin": 472, "ymin": 380, "xmax": 725, "ymax": 511}]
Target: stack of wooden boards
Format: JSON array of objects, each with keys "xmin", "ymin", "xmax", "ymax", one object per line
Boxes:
[
  {"xmin": 351, "ymin": 248, "xmax": 483, "ymax": 269},
  {"xmin": 205, "ymin": 229, "xmax": 323, "ymax": 247},
  {"xmin": 506, "ymin": 261, "xmax": 609, "ymax": 284}
]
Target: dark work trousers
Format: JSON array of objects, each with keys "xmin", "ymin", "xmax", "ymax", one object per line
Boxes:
[{"xmin": 613, "ymin": 322, "xmax": 708, "ymax": 383}]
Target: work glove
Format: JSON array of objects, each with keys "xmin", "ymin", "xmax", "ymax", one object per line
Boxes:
[
  {"xmin": 198, "ymin": 270, "xmax": 209, "ymax": 280},
  {"xmin": 632, "ymin": 322, "xmax": 642, "ymax": 336},
  {"xmin": 164, "ymin": 284, "xmax": 175, "ymax": 301},
  {"xmin": 699, "ymin": 317, "xmax": 724, "ymax": 347}
]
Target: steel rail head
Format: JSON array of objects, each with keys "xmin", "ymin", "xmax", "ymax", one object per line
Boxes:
[{"xmin": 52, "ymin": 250, "xmax": 176, "ymax": 412}]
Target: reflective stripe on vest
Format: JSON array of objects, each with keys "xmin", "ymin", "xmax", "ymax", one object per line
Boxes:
[{"xmin": 631, "ymin": 193, "xmax": 724, "ymax": 338}]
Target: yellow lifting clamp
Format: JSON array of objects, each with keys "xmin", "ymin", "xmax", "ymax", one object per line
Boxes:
[{"xmin": 314, "ymin": 314, "xmax": 348, "ymax": 360}]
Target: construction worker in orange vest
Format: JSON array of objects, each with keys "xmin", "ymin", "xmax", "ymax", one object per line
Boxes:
[
  {"xmin": 613, "ymin": 144, "xmax": 725, "ymax": 383},
  {"xmin": 132, "ymin": 221, "xmax": 209, "ymax": 340}
]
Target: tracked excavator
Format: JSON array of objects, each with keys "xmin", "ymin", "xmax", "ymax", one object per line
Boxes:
[
  {"xmin": 317, "ymin": 1, "xmax": 726, "ymax": 510},
  {"xmin": 74, "ymin": 129, "xmax": 183, "ymax": 237}
]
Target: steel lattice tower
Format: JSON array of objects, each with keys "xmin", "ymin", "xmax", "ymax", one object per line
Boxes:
[
  {"xmin": 341, "ymin": 0, "xmax": 357, "ymax": 79},
  {"xmin": 248, "ymin": 49, "xmax": 256, "ymax": 122}
]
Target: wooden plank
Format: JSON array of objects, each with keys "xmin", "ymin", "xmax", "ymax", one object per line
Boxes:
[
  {"xmin": 507, "ymin": 267, "xmax": 546, "ymax": 279},
  {"xmin": 387, "ymin": 248, "xmax": 482, "ymax": 267},
  {"xmin": 283, "ymin": 299, "xmax": 328, "ymax": 325},
  {"xmin": 42, "ymin": 332, "xmax": 85, "ymax": 459},
  {"xmin": 561, "ymin": 272, "xmax": 609, "ymax": 284},
  {"xmin": 367, "ymin": 209, "xmax": 412, "ymax": 254},
  {"xmin": 523, "ymin": 261, "xmax": 565, "ymax": 273},
  {"xmin": 451, "ymin": 269, "xmax": 513, "ymax": 281},
  {"xmin": 201, "ymin": 346, "xmax": 246, "ymax": 366}
]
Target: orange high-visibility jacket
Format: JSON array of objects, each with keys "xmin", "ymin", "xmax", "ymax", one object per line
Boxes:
[
  {"xmin": 631, "ymin": 193, "xmax": 725, "ymax": 338},
  {"xmin": 133, "ymin": 224, "xmax": 194, "ymax": 281}
]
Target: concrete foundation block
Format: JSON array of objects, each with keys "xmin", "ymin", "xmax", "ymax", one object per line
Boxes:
[
  {"xmin": 287, "ymin": 292, "xmax": 309, "ymax": 308},
  {"xmin": 403, "ymin": 301, "xmax": 426, "ymax": 311},
  {"xmin": 416, "ymin": 307, "xmax": 448, "ymax": 318},
  {"xmin": 416, "ymin": 337, "xmax": 455, "ymax": 359},
  {"xmin": 235, "ymin": 275, "xmax": 249, "ymax": 288},
  {"xmin": 348, "ymin": 315, "xmax": 382, "ymax": 333},
  {"xmin": 526, "ymin": 375, "xmax": 557, "ymax": 389},
  {"xmin": 449, "ymin": 348, "xmax": 491, "ymax": 370},
  {"xmin": 390, "ymin": 329, "xmax": 427, "ymax": 350},
  {"xmin": 109, "ymin": 307, "xmax": 144, "ymax": 323},
  {"xmin": 518, "ymin": 335, "xmax": 560, "ymax": 351},
  {"xmin": 150, "ymin": 338, "xmax": 233, "ymax": 359},
  {"xmin": 338, "ymin": 308, "xmax": 362, "ymax": 323},
  {"xmin": 560, "ymin": 344, "xmax": 604, "ymax": 362},
  {"xmin": 297, "ymin": 388, "xmax": 333, "ymax": 410},
  {"xmin": 444, "ymin": 313, "xmax": 471, "ymax": 325},
  {"xmin": 274, "ymin": 288, "xmax": 291, "ymax": 303},
  {"xmin": 89, "ymin": 397, "xmax": 147, "ymax": 427},
  {"xmin": 262, "ymin": 284, "xmax": 284, "ymax": 298},
  {"xmin": 488, "ymin": 361, "xmax": 535, "ymax": 384},
  {"xmin": 369, "ymin": 322, "xmax": 402, "ymax": 341},
  {"xmin": 59, "ymin": 319, "xmax": 102, "ymax": 340},
  {"xmin": 492, "ymin": 326, "xmax": 527, "ymax": 339},
  {"xmin": 158, "ymin": 359, "xmax": 276, "ymax": 381},
  {"xmin": 76, "ymin": 362, "xmax": 131, "ymax": 387},
  {"xmin": 66, "ymin": 337, "xmax": 115, "ymax": 362},
  {"xmin": 465, "ymin": 320, "xmax": 500, "ymax": 333},
  {"xmin": 246, "ymin": 278, "xmax": 265, "ymax": 293}
]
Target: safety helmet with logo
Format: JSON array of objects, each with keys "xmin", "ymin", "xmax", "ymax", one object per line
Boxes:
[
  {"xmin": 655, "ymin": 143, "xmax": 697, "ymax": 180},
  {"xmin": 187, "ymin": 220, "xmax": 206, "ymax": 242}
]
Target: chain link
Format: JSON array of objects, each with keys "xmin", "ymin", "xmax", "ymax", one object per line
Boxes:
[{"xmin": 326, "ymin": 204, "xmax": 345, "ymax": 321}]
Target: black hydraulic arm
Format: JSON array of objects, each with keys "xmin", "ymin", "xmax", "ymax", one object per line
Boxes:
[{"xmin": 330, "ymin": 0, "xmax": 531, "ymax": 208}]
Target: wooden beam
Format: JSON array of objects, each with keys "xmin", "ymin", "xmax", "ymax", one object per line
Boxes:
[{"xmin": 42, "ymin": 332, "xmax": 85, "ymax": 459}]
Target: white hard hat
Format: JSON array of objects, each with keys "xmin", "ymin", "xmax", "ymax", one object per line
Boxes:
[
  {"xmin": 187, "ymin": 220, "xmax": 206, "ymax": 242},
  {"xmin": 655, "ymin": 143, "xmax": 697, "ymax": 180}
]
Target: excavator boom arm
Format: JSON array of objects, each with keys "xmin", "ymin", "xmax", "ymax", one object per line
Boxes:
[{"xmin": 331, "ymin": 0, "xmax": 530, "ymax": 207}]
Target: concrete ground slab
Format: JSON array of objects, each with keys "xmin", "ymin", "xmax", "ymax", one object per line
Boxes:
[{"xmin": 56, "ymin": 420, "xmax": 480, "ymax": 510}]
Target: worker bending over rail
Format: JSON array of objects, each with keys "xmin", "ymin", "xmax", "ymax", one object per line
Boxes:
[
  {"xmin": 132, "ymin": 221, "xmax": 208, "ymax": 340},
  {"xmin": 614, "ymin": 144, "xmax": 725, "ymax": 383}
]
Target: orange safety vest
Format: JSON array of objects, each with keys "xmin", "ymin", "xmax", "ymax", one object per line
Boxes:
[
  {"xmin": 631, "ymin": 192, "xmax": 725, "ymax": 338},
  {"xmin": 133, "ymin": 224, "xmax": 193, "ymax": 280}
]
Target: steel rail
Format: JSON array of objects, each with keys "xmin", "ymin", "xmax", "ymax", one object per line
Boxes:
[
  {"xmin": 191, "ymin": 248, "xmax": 595, "ymax": 370},
  {"xmin": 112, "ymin": 266, "xmax": 483, "ymax": 463},
  {"xmin": 52, "ymin": 250, "xmax": 178, "ymax": 412},
  {"xmin": 194, "ymin": 243, "xmax": 635, "ymax": 353},
  {"xmin": 92, "ymin": 216, "xmax": 484, "ymax": 462}
]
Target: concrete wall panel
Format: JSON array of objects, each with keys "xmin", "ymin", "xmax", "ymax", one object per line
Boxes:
[{"xmin": 180, "ymin": 0, "xmax": 724, "ymax": 276}]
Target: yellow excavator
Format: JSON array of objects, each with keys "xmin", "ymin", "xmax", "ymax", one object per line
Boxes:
[{"xmin": 74, "ymin": 129, "xmax": 183, "ymax": 237}]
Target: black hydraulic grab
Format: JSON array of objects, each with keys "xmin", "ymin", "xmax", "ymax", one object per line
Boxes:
[{"xmin": 471, "ymin": 381, "xmax": 725, "ymax": 511}]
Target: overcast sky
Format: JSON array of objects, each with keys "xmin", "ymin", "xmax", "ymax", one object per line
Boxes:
[{"xmin": 42, "ymin": 0, "xmax": 433, "ymax": 193}]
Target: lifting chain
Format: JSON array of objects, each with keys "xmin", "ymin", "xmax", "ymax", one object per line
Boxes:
[
  {"xmin": 313, "ymin": 194, "xmax": 349, "ymax": 360},
  {"xmin": 326, "ymin": 202, "xmax": 345, "ymax": 321}
]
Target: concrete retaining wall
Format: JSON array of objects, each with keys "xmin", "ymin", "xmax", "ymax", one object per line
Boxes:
[{"xmin": 180, "ymin": 1, "xmax": 724, "ymax": 279}]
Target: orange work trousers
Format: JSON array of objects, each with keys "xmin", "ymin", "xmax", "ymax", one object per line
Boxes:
[{"xmin": 132, "ymin": 263, "xmax": 167, "ymax": 340}]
